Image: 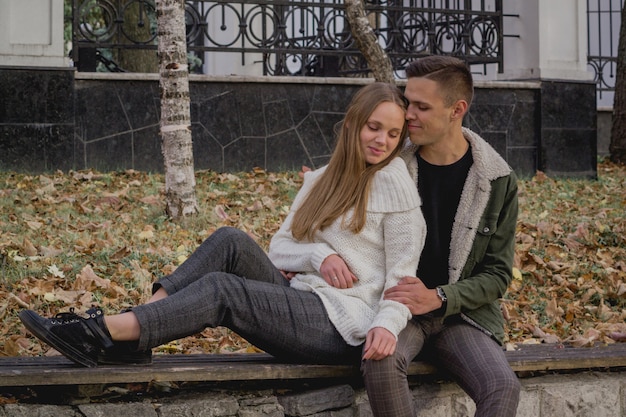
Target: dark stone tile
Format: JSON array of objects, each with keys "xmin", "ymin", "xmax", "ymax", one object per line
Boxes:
[
  {"xmin": 192, "ymin": 123, "xmax": 224, "ymax": 172},
  {"xmin": 117, "ymin": 82, "xmax": 160, "ymax": 129},
  {"xmin": 468, "ymin": 104, "xmax": 515, "ymax": 132},
  {"xmin": 85, "ymin": 133, "xmax": 133, "ymax": 172},
  {"xmin": 541, "ymin": 128, "xmax": 597, "ymax": 178},
  {"xmin": 285, "ymin": 84, "xmax": 317, "ymax": 123},
  {"xmin": 312, "ymin": 112, "xmax": 343, "ymax": 151},
  {"xmin": 310, "ymin": 155, "xmax": 332, "ymax": 167},
  {"xmin": 229, "ymin": 85, "xmax": 267, "ymax": 138},
  {"xmin": 508, "ymin": 101, "xmax": 539, "ymax": 147},
  {"xmin": 75, "ymin": 83, "xmax": 130, "ymax": 141},
  {"xmin": 266, "ymin": 130, "xmax": 311, "ymax": 171},
  {"xmin": 224, "ymin": 136, "xmax": 266, "ymax": 172},
  {"xmin": 0, "ymin": 124, "xmax": 76, "ymax": 172},
  {"xmin": 0, "ymin": 69, "xmax": 74, "ymax": 124},
  {"xmin": 296, "ymin": 114, "xmax": 332, "ymax": 166},
  {"xmin": 133, "ymin": 126, "xmax": 163, "ymax": 172},
  {"xmin": 45, "ymin": 71, "xmax": 76, "ymax": 124},
  {"xmin": 507, "ymin": 148, "xmax": 538, "ymax": 179},
  {"xmin": 512, "ymin": 89, "xmax": 538, "ymax": 103},
  {"xmin": 541, "ymin": 81, "xmax": 597, "ymax": 129},
  {"xmin": 47, "ymin": 125, "xmax": 80, "ymax": 172},
  {"xmin": 0, "ymin": 73, "xmax": 598, "ymax": 178},
  {"xmin": 264, "ymin": 99, "xmax": 294, "ymax": 135},
  {"xmin": 260, "ymin": 84, "xmax": 290, "ymax": 102},
  {"xmin": 473, "ymin": 89, "xmax": 517, "ymax": 106},
  {"xmin": 0, "ymin": 125, "xmax": 46, "ymax": 171},
  {"xmin": 195, "ymin": 89, "xmax": 242, "ymax": 146},
  {"xmin": 477, "ymin": 131, "xmax": 507, "ymax": 160},
  {"xmin": 311, "ymin": 85, "xmax": 360, "ymax": 113}
]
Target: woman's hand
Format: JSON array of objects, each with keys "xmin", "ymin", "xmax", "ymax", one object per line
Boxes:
[
  {"xmin": 363, "ymin": 327, "xmax": 396, "ymax": 360},
  {"xmin": 320, "ymin": 254, "xmax": 358, "ymax": 288}
]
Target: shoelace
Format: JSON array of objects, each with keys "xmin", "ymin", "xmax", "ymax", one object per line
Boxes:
[
  {"xmin": 50, "ymin": 307, "xmax": 82, "ymax": 325},
  {"xmin": 50, "ymin": 307, "xmax": 114, "ymax": 349}
]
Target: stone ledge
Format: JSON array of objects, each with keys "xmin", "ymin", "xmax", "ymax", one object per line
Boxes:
[
  {"xmin": 1, "ymin": 343, "xmax": 625, "ymax": 388},
  {"xmin": 0, "ymin": 371, "xmax": 624, "ymax": 417}
]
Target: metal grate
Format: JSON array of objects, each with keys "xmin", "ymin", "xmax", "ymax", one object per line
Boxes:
[
  {"xmin": 71, "ymin": 0, "xmax": 504, "ymax": 77},
  {"xmin": 587, "ymin": 0, "xmax": 624, "ymax": 106}
]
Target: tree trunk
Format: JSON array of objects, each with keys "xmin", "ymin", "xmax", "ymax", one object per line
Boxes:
[
  {"xmin": 610, "ymin": 5, "xmax": 626, "ymax": 164},
  {"xmin": 344, "ymin": 0, "xmax": 394, "ymax": 83},
  {"xmin": 157, "ymin": 0, "xmax": 199, "ymax": 219},
  {"xmin": 117, "ymin": 0, "xmax": 158, "ymax": 72}
]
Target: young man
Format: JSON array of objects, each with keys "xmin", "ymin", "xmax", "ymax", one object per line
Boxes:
[{"xmin": 361, "ymin": 56, "xmax": 521, "ymax": 416}]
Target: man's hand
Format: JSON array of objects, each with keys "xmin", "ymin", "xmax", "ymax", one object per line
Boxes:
[
  {"xmin": 320, "ymin": 254, "xmax": 358, "ymax": 288},
  {"xmin": 384, "ymin": 276, "xmax": 442, "ymax": 315},
  {"xmin": 298, "ymin": 165, "xmax": 312, "ymax": 179},
  {"xmin": 279, "ymin": 270, "xmax": 296, "ymax": 281},
  {"xmin": 363, "ymin": 327, "xmax": 396, "ymax": 360}
]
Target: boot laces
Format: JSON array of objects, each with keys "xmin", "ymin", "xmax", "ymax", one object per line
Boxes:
[{"xmin": 51, "ymin": 307, "xmax": 83, "ymax": 325}]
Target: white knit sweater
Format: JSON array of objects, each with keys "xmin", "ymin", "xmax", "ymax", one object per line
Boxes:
[{"xmin": 268, "ymin": 157, "xmax": 426, "ymax": 346}]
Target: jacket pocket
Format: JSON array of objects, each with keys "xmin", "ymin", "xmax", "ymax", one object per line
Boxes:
[{"xmin": 470, "ymin": 215, "xmax": 498, "ymax": 262}]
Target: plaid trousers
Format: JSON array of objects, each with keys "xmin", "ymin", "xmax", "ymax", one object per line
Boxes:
[
  {"xmin": 362, "ymin": 315, "xmax": 520, "ymax": 417},
  {"xmin": 132, "ymin": 227, "xmax": 362, "ymax": 364}
]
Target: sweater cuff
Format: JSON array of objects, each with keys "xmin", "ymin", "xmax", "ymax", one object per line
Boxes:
[{"xmin": 310, "ymin": 244, "xmax": 337, "ymax": 273}]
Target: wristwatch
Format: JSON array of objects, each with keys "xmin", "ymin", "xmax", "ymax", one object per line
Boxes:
[{"xmin": 436, "ymin": 287, "xmax": 447, "ymax": 311}]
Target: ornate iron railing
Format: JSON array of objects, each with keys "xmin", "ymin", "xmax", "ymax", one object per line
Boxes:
[
  {"xmin": 71, "ymin": 0, "xmax": 504, "ymax": 76},
  {"xmin": 587, "ymin": 0, "xmax": 623, "ymax": 104}
]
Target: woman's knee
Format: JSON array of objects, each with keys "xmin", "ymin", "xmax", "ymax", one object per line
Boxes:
[{"xmin": 212, "ymin": 226, "xmax": 246, "ymax": 242}]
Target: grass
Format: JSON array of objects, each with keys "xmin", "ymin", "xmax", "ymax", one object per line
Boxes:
[{"xmin": 0, "ymin": 159, "xmax": 625, "ymax": 357}]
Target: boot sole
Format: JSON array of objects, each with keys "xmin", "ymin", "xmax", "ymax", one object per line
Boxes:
[{"xmin": 19, "ymin": 310, "xmax": 97, "ymax": 368}]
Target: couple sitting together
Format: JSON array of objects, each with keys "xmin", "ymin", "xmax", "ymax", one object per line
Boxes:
[{"xmin": 19, "ymin": 56, "xmax": 521, "ymax": 417}]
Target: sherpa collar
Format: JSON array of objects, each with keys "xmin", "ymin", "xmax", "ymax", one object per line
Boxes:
[{"xmin": 400, "ymin": 127, "xmax": 513, "ymax": 283}]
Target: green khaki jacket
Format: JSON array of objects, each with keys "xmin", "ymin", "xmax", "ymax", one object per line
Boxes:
[{"xmin": 401, "ymin": 127, "xmax": 519, "ymax": 344}]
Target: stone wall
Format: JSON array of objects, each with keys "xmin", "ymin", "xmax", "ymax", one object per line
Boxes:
[
  {"xmin": 1, "ymin": 371, "xmax": 624, "ymax": 417},
  {"xmin": 597, "ymin": 107, "xmax": 612, "ymax": 156},
  {"xmin": 0, "ymin": 68, "xmax": 598, "ymax": 178}
]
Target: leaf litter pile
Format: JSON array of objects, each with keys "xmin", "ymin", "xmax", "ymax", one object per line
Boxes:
[{"xmin": 1, "ymin": 160, "xmax": 625, "ymax": 361}]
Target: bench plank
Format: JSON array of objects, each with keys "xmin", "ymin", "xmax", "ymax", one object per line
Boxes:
[
  {"xmin": 0, "ymin": 343, "xmax": 624, "ymax": 387},
  {"xmin": 505, "ymin": 342, "xmax": 626, "ymax": 372}
]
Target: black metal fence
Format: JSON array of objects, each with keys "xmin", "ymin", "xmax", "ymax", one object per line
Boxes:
[
  {"xmin": 71, "ymin": 0, "xmax": 504, "ymax": 77},
  {"xmin": 587, "ymin": 0, "xmax": 623, "ymax": 105}
]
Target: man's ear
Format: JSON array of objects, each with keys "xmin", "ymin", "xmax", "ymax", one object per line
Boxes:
[{"xmin": 450, "ymin": 100, "xmax": 468, "ymax": 120}]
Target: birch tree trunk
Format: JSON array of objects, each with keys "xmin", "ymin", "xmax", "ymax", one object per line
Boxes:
[
  {"xmin": 157, "ymin": 0, "xmax": 198, "ymax": 218},
  {"xmin": 345, "ymin": 0, "xmax": 394, "ymax": 83},
  {"xmin": 609, "ymin": 5, "xmax": 626, "ymax": 164}
]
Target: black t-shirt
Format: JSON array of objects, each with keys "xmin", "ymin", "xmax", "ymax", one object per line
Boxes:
[{"xmin": 416, "ymin": 148, "xmax": 473, "ymax": 289}]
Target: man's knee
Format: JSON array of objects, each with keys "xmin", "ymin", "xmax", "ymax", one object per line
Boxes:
[
  {"xmin": 500, "ymin": 370, "xmax": 521, "ymax": 397},
  {"xmin": 486, "ymin": 366, "xmax": 521, "ymax": 406},
  {"xmin": 361, "ymin": 350, "xmax": 409, "ymax": 380}
]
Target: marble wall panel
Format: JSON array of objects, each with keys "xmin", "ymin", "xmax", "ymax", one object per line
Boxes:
[{"xmin": 0, "ymin": 68, "xmax": 597, "ymax": 178}]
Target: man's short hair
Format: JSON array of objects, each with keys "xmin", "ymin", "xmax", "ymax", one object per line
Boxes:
[{"xmin": 405, "ymin": 56, "xmax": 474, "ymax": 107}]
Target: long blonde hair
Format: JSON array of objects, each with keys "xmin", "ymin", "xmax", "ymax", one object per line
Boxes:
[{"xmin": 291, "ymin": 82, "xmax": 408, "ymax": 241}]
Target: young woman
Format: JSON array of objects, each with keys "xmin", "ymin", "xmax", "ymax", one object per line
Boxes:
[{"xmin": 19, "ymin": 82, "xmax": 426, "ymax": 368}]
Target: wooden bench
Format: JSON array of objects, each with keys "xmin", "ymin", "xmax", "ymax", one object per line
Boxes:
[{"xmin": 1, "ymin": 342, "xmax": 625, "ymax": 388}]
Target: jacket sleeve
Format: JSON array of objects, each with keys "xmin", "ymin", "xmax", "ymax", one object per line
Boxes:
[{"xmin": 441, "ymin": 172, "xmax": 519, "ymax": 316}]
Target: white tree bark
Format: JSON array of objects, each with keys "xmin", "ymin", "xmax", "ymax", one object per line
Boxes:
[
  {"xmin": 345, "ymin": 0, "xmax": 395, "ymax": 83},
  {"xmin": 157, "ymin": 0, "xmax": 198, "ymax": 218},
  {"xmin": 609, "ymin": 5, "xmax": 626, "ymax": 163}
]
